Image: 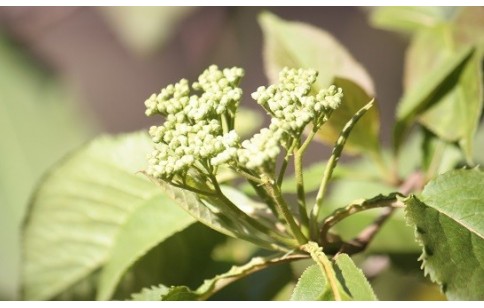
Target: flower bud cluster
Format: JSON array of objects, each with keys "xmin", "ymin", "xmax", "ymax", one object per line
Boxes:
[
  {"xmin": 145, "ymin": 65, "xmax": 243, "ymax": 179},
  {"xmin": 252, "ymin": 68, "xmax": 343, "ymax": 134},
  {"xmin": 238, "ymin": 68, "xmax": 343, "ymax": 169},
  {"xmin": 145, "ymin": 65, "xmax": 344, "ymax": 176}
]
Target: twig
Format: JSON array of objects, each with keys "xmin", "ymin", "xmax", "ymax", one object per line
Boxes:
[{"xmin": 338, "ymin": 171, "xmax": 424, "ymax": 255}]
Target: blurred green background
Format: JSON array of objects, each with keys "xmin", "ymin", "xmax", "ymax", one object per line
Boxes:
[{"xmin": 0, "ymin": 7, "xmax": 446, "ymax": 300}]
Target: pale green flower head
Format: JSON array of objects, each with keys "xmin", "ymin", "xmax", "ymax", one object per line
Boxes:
[{"xmin": 144, "ymin": 65, "xmax": 343, "ymax": 178}]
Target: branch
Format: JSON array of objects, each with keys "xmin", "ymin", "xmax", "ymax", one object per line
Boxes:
[{"xmin": 338, "ymin": 171, "xmax": 425, "ymax": 255}]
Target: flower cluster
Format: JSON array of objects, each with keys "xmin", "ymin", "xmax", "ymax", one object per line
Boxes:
[
  {"xmin": 145, "ymin": 65, "xmax": 243, "ymax": 179},
  {"xmin": 252, "ymin": 67, "xmax": 343, "ymax": 135},
  {"xmin": 238, "ymin": 68, "xmax": 343, "ymax": 169},
  {"xmin": 145, "ymin": 65, "xmax": 344, "ymax": 179}
]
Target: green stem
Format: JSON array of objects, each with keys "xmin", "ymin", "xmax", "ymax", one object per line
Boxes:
[
  {"xmin": 247, "ymin": 179, "xmax": 281, "ymax": 220},
  {"xmin": 277, "ymin": 139, "xmax": 298, "ymax": 187},
  {"xmin": 261, "ymin": 172, "xmax": 308, "ymax": 245},
  {"xmin": 319, "ymin": 193, "xmax": 403, "ymax": 245},
  {"xmin": 277, "ymin": 157, "xmax": 289, "ymax": 187},
  {"xmin": 294, "ymin": 131, "xmax": 317, "ymax": 238},
  {"xmin": 195, "ymin": 253, "xmax": 308, "ymax": 300},
  {"xmin": 170, "ymin": 181, "xmax": 216, "ymax": 197},
  {"xmin": 310, "ymin": 100, "xmax": 375, "ymax": 239}
]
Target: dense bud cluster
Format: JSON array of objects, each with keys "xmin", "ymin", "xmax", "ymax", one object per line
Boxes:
[
  {"xmin": 145, "ymin": 65, "xmax": 343, "ymax": 178},
  {"xmin": 252, "ymin": 67, "xmax": 343, "ymax": 135},
  {"xmin": 240, "ymin": 68, "xmax": 343, "ymax": 169},
  {"xmin": 145, "ymin": 65, "xmax": 243, "ymax": 179}
]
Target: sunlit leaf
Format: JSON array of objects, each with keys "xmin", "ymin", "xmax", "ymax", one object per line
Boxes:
[
  {"xmin": 22, "ymin": 132, "xmax": 195, "ymax": 300},
  {"xmin": 333, "ymin": 254, "xmax": 378, "ymax": 300},
  {"xmin": 0, "ymin": 35, "xmax": 94, "ymax": 299},
  {"xmin": 405, "ymin": 169, "xmax": 484, "ymax": 300}
]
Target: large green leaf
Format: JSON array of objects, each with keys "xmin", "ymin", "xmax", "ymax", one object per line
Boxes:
[
  {"xmin": 0, "ymin": 35, "xmax": 94, "ymax": 299},
  {"xmin": 22, "ymin": 132, "xmax": 195, "ymax": 300},
  {"xmin": 405, "ymin": 169, "xmax": 484, "ymax": 300},
  {"xmin": 370, "ymin": 7, "xmax": 456, "ymax": 34},
  {"xmin": 259, "ymin": 12, "xmax": 380, "ymax": 155}
]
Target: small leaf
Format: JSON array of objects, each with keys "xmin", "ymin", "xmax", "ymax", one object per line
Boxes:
[
  {"xmin": 370, "ymin": 7, "xmax": 456, "ymax": 34},
  {"xmin": 130, "ymin": 284, "xmax": 169, "ymax": 301},
  {"xmin": 22, "ymin": 132, "xmax": 194, "ymax": 300},
  {"xmin": 291, "ymin": 264, "xmax": 331, "ymax": 301},
  {"xmin": 293, "ymin": 244, "xmax": 376, "ymax": 301},
  {"xmin": 405, "ymin": 169, "xmax": 484, "ymax": 300},
  {"xmin": 333, "ymin": 254, "xmax": 377, "ymax": 300}
]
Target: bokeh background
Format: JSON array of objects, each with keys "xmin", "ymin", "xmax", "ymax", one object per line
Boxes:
[{"xmin": 0, "ymin": 7, "xmax": 412, "ymax": 300}]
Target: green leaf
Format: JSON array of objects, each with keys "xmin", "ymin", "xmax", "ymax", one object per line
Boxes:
[
  {"xmin": 370, "ymin": 7, "xmax": 456, "ymax": 34},
  {"xmin": 405, "ymin": 169, "xmax": 484, "ymax": 300},
  {"xmin": 22, "ymin": 132, "xmax": 195, "ymax": 300},
  {"xmin": 402, "ymin": 23, "xmax": 483, "ymax": 162},
  {"xmin": 333, "ymin": 254, "xmax": 377, "ymax": 300},
  {"xmin": 418, "ymin": 51, "xmax": 483, "ymax": 162},
  {"xmin": 293, "ymin": 244, "xmax": 376, "ymax": 301},
  {"xmin": 97, "ymin": 194, "xmax": 195, "ymax": 300},
  {"xmin": 259, "ymin": 12, "xmax": 374, "ymax": 94},
  {"xmin": 291, "ymin": 264, "xmax": 332, "ymax": 300},
  {"xmin": 259, "ymin": 13, "xmax": 380, "ymax": 155},
  {"xmin": 394, "ymin": 45, "xmax": 475, "ymax": 153},
  {"xmin": 131, "ymin": 284, "xmax": 169, "ymax": 301},
  {"xmin": 113, "ymin": 222, "xmax": 226, "ymax": 300},
  {"xmin": 0, "ymin": 35, "xmax": 94, "ymax": 299}
]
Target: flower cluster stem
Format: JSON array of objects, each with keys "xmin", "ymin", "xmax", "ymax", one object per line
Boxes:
[{"xmin": 261, "ymin": 172, "xmax": 308, "ymax": 245}]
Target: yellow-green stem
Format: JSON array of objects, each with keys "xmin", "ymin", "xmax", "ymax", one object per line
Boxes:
[{"xmin": 261, "ymin": 172, "xmax": 308, "ymax": 245}]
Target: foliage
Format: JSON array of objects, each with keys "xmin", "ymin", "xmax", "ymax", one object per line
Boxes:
[
  {"xmin": 0, "ymin": 34, "xmax": 95, "ymax": 299},
  {"xmin": 19, "ymin": 8, "xmax": 484, "ymax": 301}
]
